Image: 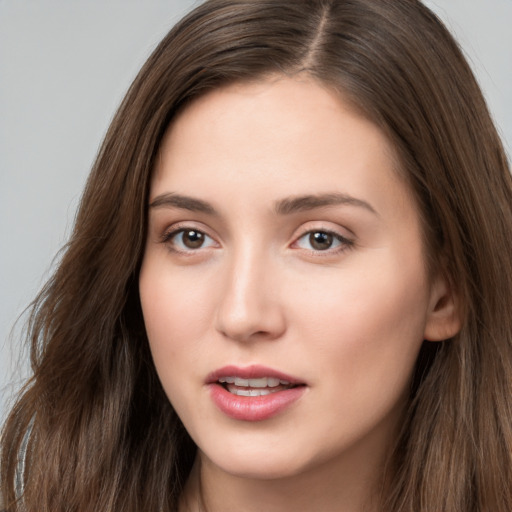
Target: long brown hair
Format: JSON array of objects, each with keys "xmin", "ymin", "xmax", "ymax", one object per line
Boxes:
[{"xmin": 2, "ymin": 0, "xmax": 512, "ymax": 510}]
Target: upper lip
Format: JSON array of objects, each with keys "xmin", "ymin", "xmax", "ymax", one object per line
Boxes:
[{"xmin": 206, "ymin": 365, "xmax": 305, "ymax": 386}]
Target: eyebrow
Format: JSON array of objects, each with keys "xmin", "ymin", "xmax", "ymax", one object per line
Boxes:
[
  {"xmin": 149, "ymin": 193, "xmax": 217, "ymax": 215},
  {"xmin": 274, "ymin": 193, "xmax": 378, "ymax": 216},
  {"xmin": 149, "ymin": 192, "xmax": 378, "ymax": 216}
]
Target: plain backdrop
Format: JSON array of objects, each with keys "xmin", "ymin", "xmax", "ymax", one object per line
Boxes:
[{"xmin": 1, "ymin": 0, "xmax": 511, "ymax": 422}]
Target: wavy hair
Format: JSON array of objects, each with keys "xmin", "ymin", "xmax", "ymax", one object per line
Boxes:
[{"xmin": 2, "ymin": 0, "xmax": 512, "ymax": 510}]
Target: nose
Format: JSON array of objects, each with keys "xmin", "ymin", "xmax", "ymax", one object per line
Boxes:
[{"xmin": 215, "ymin": 247, "xmax": 286, "ymax": 343}]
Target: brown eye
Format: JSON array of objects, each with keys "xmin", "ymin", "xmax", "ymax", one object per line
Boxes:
[
  {"xmin": 181, "ymin": 230, "xmax": 205, "ymax": 249},
  {"xmin": 167, "ymin": 228, "xmax": 216, "ymax": 251},
  {"xmin": 309, "ymin": 231, "xmax": 334, "ymax": 250},
  {"xmin": 294, "ymin": 229, "xmax": 351, "ymax": 254}
]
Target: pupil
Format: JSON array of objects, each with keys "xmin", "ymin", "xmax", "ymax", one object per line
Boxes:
[
  {"xmin": 310, "ymin": 231, "xmax": 332, "ymax": 250},
  {"xmin": 184, "ymin": 230, "xmax": 204, "ymax": 249}
]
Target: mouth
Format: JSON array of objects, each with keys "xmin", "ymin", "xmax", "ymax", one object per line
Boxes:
[
  {"xmin": 206, "ymin": 365, "xmax": 307, "ymax": 421},
  {"xmin": 217, "ymin": 376, "xmax": 300, "ymax": 396}
]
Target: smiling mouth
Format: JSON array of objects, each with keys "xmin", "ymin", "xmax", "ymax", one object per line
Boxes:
[{"xmin": 218, "ymin": 376, "xmax": 300, "ymax": 396}]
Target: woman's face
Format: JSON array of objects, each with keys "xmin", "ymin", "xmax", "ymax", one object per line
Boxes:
[{"xmin": 139, "ymin": 76, "xmax": 454, "ymax": 481}]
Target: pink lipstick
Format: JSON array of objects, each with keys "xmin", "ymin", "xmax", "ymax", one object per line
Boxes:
[{"xmin": 206, "ymin": 365, "xmax": 307, "ymax": 421}]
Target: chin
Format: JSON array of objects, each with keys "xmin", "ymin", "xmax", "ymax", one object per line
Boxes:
[
  {"xmin": 195, "ymin": 437, "xmax": 296, "ymax": 478},
  {"xmin": 212, "ymin": 455, "xmax": 306, "ymax": 481},
  {"xmin": 196, "ymin": 430, "xmax": 323, "ymax": 482}
]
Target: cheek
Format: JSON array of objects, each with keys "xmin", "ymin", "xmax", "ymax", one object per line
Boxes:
[
  {"xmin": 139, "ymin": 256, "xmax": 215, "ymax": 347},
  {"xmin": 138, "ymin": 258, "xmax": 211, "ymax": 400},
  {"xmin": 139, "ymin": 258, "xmax": 216, "ymax": 426},
  {"xmin": 291, "ymin": 251, "xmax": 430, "ymax": 389}
]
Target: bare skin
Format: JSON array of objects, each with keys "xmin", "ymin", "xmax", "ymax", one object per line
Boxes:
[{"xmin": 139, "ymin": 75, "xmax": 460, "ymax": 512}]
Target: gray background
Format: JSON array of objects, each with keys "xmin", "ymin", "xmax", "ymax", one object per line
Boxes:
[{"xmin": 1, "ymin": 0, "xmax": 511, "ymax": 422}]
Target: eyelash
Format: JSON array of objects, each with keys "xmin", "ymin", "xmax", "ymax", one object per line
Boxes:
[
  {"xmin": 293, "ymin": 228, "xmax": 354, "ymax": 255},
  {"xmin": 160, "ymin": 225, "xmax": 354, "ymax": 256},
  {"xmin": 160, "ymin": 224, "xmax": 217, "ymax": 255}
]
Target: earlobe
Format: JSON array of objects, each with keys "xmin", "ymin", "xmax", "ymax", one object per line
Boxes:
[{"xmin": 423, "ymin": 274, "xmax": 462, "ymax": 342}]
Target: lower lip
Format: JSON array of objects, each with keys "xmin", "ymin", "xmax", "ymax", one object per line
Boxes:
[{"xmin": 208, "ymin": 384, "xmax": 306, "ymax": 422}]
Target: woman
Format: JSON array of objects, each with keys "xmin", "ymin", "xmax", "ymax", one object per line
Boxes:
[{"xmin": 2, "ymin": 0, "xmax": 512, "ymax": 510}]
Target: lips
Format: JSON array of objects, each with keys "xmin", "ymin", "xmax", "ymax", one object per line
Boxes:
[
  {"xmin": 207, "ymin": 365, "xmax": 307, "ymax": 421},
  {"xmin": 218, "ymin": 376, "xmax": 295, "ymax": 396}
]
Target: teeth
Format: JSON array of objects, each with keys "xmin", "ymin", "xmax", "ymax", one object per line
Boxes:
[
  {"xmin": 218, "ymin": 376, "xmax": 292, "ymax": 388},
  {"xmin": 229, "ymin": 387, "xmax": 275, "ymax": 396},
  {"xmin": 267, "ymin": 377, "xmax": 280, "ymax": 387}
]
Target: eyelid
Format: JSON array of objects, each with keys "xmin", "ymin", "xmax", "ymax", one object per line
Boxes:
[
  {"xmin": 160, "ymin": 222, "xmax": 220, "ymax": 253},
  {"xmin": 157, "ymin": 221, "xmax": 354, "ymax": 256},
  {"xmin": 160, "ymin": 220, "xmax": 214, "ymax": 239},
  {"xmin": 290, "ymin": 224, "xmax": 355, "ymax": 254}
]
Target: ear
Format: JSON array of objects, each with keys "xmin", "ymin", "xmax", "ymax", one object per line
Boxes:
[{"xmin": 423, "ymin": 272, "xmax": 462, "ymax": 342}]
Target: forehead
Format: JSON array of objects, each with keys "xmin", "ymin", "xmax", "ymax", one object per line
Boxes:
[{"xmin": 151, "ymin": 76, "xmax": 412, "ymax": 219}]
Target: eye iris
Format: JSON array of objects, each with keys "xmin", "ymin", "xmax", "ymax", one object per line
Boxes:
[
  {"xmin": 309, "ymin": 231, "xmax": 333, "ymax": 250},
  {"xmin": 183, "ymin": 230, "xmax": 204, "ymax": 249}
]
